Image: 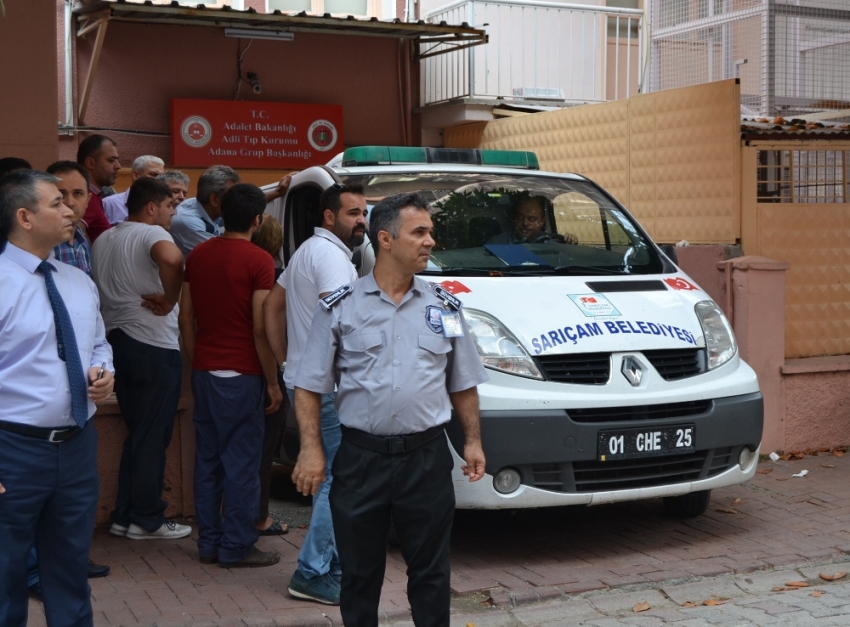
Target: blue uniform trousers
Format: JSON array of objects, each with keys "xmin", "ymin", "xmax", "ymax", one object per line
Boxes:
[
  {"xmin": 192, "ymin": 371, "xmax": 264, "ymax": 563},
  {"xmin": 0, "ymin": 422, "xmax": 99, "ymax": 627}
]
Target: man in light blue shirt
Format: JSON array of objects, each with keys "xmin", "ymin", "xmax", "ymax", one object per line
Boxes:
[
  {"xmin": 170, "ymin": 165, "xmax": 292, "ymax": 258},
  {"xmin": 0, "ymin": 170, "xmax": 115, "ymax": 627}
]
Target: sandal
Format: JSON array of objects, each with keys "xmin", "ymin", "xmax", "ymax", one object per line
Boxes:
[{"xmin": 257, "ymin": 520, "xmax": 289, "ymax": 535}]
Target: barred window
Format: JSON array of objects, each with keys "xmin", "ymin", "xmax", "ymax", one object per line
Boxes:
[{"xmin": 756, "ymin": 150, "xmax": 846, "ymax": 203}]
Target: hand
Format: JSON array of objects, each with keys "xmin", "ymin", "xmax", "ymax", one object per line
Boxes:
[
  {"xmin": 291, "ymin": 446, "xmax": 326, "ymax": 496},
  {"xmin": 87, "ymin": 367, "xmax": 114, "ymax": 402},
  {"xmin": 0, "ymin": 481, "xmax": 5, "ymax": 494},
  {"xmin": 461, "ymin": 442, "xmax": 486, "ymax": 482},
  {"xmin": 561, "ymin": 232, "xmax": 578, "ymax": 245},
  {"xmin": 265, "ymin": 382, "xmax": 283, "ymax": 415},
  {"xmin": 141, "ymin": 293, "xmax": 176, "ymax": 316},
  {"xmin": 266, "ymin": 174, "xmax": 293, "ymax": 202}
]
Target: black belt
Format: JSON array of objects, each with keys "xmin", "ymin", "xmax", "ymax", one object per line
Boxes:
[
  {"xmin": 0, "ymin": 419, "xmax": 83, "ymax": 443},
  {"xmin": 341, "ymin": 424, "xmax": 446, "ymax": 454}
]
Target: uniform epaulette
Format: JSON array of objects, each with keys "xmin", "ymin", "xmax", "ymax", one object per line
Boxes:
[
  {"xmin": 429, "ymin": 283, "xmax": 463, "ymax": 311},
  {"xmin": 320, "ymin": 284, "xmax": 353, "ymax": 310}
]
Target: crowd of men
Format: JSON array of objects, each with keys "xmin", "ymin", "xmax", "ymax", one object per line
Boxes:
[{"xmin": 0, "ymin": 133, "xmax": 488, "ymax": 627}]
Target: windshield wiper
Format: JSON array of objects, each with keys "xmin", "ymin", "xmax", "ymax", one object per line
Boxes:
[
  {"xmin": 420, "ymin": 267, "xmax": 503, "ymax": 276},
  {"xmin": 551, "ymin": 265, "xmax": 624, "ymax": 276}
]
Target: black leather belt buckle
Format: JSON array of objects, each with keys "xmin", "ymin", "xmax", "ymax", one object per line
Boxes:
[{"xmin": 388, "ymin": 436, "xmax": 406, "ymax": 454}]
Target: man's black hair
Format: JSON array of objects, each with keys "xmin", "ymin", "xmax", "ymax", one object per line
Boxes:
[
  {"xmin": 46, "ymin": 160, "xmax": 91, "ymax": 188},
  {"xmin": 320, "ymin": 183, "xmax": 365, "ymax": 215},
  {"xmin": 127, "ymin": 177, "xmax": 173, "ymax": 215},
  {"xmin": 221, "ymin": 183, "xmax": 266, "ymax": 233},
  {"xmin": 0, "ymin": 170, "xmax": 61, "ymax": 240},
  {"xmin": 0, "ymin": 157, "xmax": 32, "ymax": 179},
  {"xmin": 368, "ymin": 192, "xmax": 430, "ymax": 258},
  {"xmin": 76, "ymin": 134, "xmax": 116, "ymax": 164}
]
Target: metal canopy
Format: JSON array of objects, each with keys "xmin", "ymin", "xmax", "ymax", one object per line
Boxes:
[
  {"xmin": 74, "ymin": 1, "xmax": 486, "ymax": 121},
  {"xmin": 75, "ymin": 1, "xmax": 485, "ymax": 47}
]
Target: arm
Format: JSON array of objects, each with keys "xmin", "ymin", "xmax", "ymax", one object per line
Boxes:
[
  {"xmin": 291, "ymin": 387, "xmax": 326, "ymax": 496},
  {"xmin": 264, "ymin": 173, "xmax": 292, "ymax": 204},
  {"xmin": 142, "ymin": 240, "xmax": 184, "ymax": 316},
  {"xmin": 263, "ymin": 283, "xmax": 288, "ymax": 367},
  {"xmin": 253, "ymin": 289, "xmax": 283, "ymax": 415},
  {"xmin": 177, "ymin": 283, "xmax": 196, "ymax": 364},
  {"xmin": 449, "ymin": 386, "xmax": 486, "ymax": 482}
]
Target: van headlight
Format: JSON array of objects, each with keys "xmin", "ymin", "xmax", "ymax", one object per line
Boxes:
[
  {"xmin": 463, "ymin": 309, "xmax": 543, "ymax": 379},
  {"xmin": 694, "ymin": 301, "xmax": 737, "ymax": 370}
]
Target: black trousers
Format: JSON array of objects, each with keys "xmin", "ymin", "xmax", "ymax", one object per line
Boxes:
[
  {"xmin": 329, "ymin": 432, "xmax": 455, "ymax": 627},
  {"xmin": 109, "ymin": 329, "xmax": 182, "ymax": 531}
]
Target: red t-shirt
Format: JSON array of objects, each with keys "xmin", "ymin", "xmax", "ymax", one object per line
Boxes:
[
  {"xmin": 83, "ymin": 192, "xmax": 112, "ymax": 243},
  {"xmin": 184, "ymin": 237, "xmax": 275, "ymax": 375}
]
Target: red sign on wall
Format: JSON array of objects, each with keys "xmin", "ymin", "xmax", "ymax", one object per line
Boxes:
[{"xmin": 170, "ymin": 99, "xmax": 344, "ymax": 169}]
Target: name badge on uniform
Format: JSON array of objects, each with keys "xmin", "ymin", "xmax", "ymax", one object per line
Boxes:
[{"xmin": 440, "ymin": 311, "xmax": 464, "ymax": 337}]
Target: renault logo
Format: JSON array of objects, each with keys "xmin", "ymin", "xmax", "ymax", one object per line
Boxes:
[{"xmin": 621, "ymin": 356, "xmax": 644, "ymax": 386}]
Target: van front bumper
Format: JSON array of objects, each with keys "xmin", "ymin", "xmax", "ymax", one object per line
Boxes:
[{"xmin": 446, "ymin": 392, "xmax": 763, "ymax": 509}]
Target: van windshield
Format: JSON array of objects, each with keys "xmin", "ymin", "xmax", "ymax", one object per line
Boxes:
[{"xmin": 340, "ymin": 172, "xmax": 664, "ymax": 276}]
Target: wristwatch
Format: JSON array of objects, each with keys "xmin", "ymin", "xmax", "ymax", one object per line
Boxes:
[{"xmin": 278, "ymin": 361, "xmax": 286, "ymax": 373}]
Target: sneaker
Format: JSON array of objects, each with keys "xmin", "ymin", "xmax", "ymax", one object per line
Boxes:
[
  {"xmin": 218, "ymin": 547, "xmax": 280, "ymax": 569},
  {"xmin": 126, "ymin": 521, "xmax": 192, "ymax": 540},
  {"xmin": 288, "ymin": 571, "xmax": 341, "ymax": 605},
  {"xmin": 109, "ymin": 523, "xmax": 128, "ymax": 537}
]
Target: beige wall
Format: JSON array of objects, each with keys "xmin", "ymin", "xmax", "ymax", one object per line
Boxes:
[
  {"xmin": 0, "ymin": 2, "xmax": 58, "ymax": 166},
  {"xmin": 445, "ymin": 79, "xmax": 742, "ymax": 244}
]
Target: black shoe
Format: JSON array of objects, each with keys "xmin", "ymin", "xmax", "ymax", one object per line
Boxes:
[
  {"xmin": 199, "ymin": 553, "xmax": 218, "ymax": 565},
  {"xmin": 218, "ymin": 548, "xmax": 280, "ymax": 569},
  {"xmin": 87, "ymin": 559, "xmax": 110, "ymax": 578}
]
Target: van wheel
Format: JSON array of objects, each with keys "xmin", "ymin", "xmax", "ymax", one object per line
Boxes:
[{"xmin": 663, "ymin": 490, "xmax": 710, "ymax": 518}]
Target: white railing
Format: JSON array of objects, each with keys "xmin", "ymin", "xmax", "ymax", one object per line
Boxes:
[{"xmin": 422, "ymin": 0, "xmax": 645, "ymax": 106}]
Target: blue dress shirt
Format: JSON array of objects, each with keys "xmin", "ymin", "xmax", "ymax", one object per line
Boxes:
[
  {"xmin": 169, "ymin": 197, "xmax": 221, "ymax": 258},
  {"xmin": 0, "ymin": 243, "xmax": 113, "ymax": 428}
]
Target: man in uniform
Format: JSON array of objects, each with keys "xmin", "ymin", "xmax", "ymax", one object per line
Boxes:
[
  {"xmin": 292, "ymin": 192, "xmax": 488, "ymax": 627},
  {"xmin": 264, "ymin": 183, "xmax": 368, "ymax": 605},
  {"xmin": 487, "ymin": 195, "xmax": 577, "ymax": 245}
]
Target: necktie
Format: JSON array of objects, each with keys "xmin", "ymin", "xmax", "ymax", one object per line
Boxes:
[{"xmin": 38, "ymin": 261, "xmax": 89, "ymax": 428}]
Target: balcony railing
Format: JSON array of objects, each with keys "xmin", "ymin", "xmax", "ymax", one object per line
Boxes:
[{"xmin": 422, "ymin": 0, "xmax": 645, "ymax": 106}]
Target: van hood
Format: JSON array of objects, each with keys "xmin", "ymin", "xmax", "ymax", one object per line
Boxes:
[{"xmin": 428, "ymin": 274, "xmax": 710, "ymax": 355}]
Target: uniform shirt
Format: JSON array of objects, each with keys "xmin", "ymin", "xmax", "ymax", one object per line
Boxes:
[
  {"xmin": 170, "ymin": 197, "xmax": 221, "ymax": 258},
  {"xmin": 0, "ymin": 243, "xmax": 113, "ymax": 428},
  {"xmin": 82, "ymin": 183, "xmax": 112, "ymax": 243},
  {"xmin": 184, "ymin": 237, "xmax": 275, "ymax": 375},
  {"xmin": 295, "ymin": 272, "xmax": 488, "ymax": 435},
  {"xmin": 102, "ymin": 189, "xmax": 130, "ymax": 226},
  {"xmin": 280, "ymin": 227, "xmax": 357, "ymax": 389},
  {"xmin": 92, "ymin": 221, "xmax": 180, "ymax": 350},
  {"xmin": 52, "ymin": 226, "xmax": 93, "ymax": 277}
]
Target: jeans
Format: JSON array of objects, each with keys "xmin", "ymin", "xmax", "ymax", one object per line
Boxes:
[
  {"xmin": 192, "ymin": 371, "xmax": 264, "ymax": 563},
  {"xmin": 287, "ymin": 388, "xmax": 341, "ymax": 580}
]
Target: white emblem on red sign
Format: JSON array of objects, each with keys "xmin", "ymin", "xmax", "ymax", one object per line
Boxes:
[
  {"xmin": 308, "ymin": 119, "xmax": 338, "ymax": 152},
  {"xmin": 181, "ymin": 116, "xmax": 212, "ymax": 148}
]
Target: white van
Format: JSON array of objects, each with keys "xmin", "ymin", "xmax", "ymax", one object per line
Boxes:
[{"xmin": 266, "ymin": 146, "xmax": 763, "ymax": 518}]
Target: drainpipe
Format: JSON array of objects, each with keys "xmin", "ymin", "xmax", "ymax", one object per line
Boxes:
[{"xmin": 62, "ymin": 0, "xmax": 75, "ymax": 133}]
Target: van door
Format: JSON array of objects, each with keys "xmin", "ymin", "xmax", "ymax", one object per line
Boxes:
[{"xmin": 263, "ymin": 166, "xmax": 341, "ymax": 266}]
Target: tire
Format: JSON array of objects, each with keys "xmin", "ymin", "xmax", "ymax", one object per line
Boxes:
[{"xmin": 663, "ymin": 489, "xmax": 711, "ymax": 519}]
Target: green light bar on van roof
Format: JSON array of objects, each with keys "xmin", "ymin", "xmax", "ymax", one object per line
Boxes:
[{"xmin": 341, "ymin": 146, "xmax": 539, "ymax": 170}]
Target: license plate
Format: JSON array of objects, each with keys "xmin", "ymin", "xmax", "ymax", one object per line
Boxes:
[{"xmin": 597, "ymin": 425, "xmax": 695, "ymax": 461}]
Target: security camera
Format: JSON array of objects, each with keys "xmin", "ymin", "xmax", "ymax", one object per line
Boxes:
[{"xmin": 247, "ymin": 72, "xmax": 262, "ymax": 95}]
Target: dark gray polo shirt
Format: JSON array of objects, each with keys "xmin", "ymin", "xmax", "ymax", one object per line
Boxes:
[{"xmin": 294, "ymin": 271, "xmax": 488, "ymax": 436}]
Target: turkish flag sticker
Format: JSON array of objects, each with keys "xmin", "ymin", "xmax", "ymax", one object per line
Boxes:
[
  {"xmin": 664, "ymin": 277, "xmax": 699, "ymax": 291},
  {"xmin": 438, "ymin": 280, "xmax": 471, "ymax": 295}
]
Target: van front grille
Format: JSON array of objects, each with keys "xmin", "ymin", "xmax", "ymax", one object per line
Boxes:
[
  {"xmin": 643, "ymin": 349, "xmax": 704, "ymax": 381},
  {"xmin": 567, "ymin": 400, "xmax": 712, "ymax": 423},
  {"xmin": 536, "ymin": 353, "xmax": 610, "ymax": 385}
]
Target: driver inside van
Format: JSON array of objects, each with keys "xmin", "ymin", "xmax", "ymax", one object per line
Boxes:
[{"xmin": 487, "ymin": 196, "xmax": 578, "ymax": 245}]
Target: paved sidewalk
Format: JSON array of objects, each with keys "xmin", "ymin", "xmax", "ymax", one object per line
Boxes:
[{"xmin": 25, "ymin": 451, "xmax": 850, "ymax": 626}]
